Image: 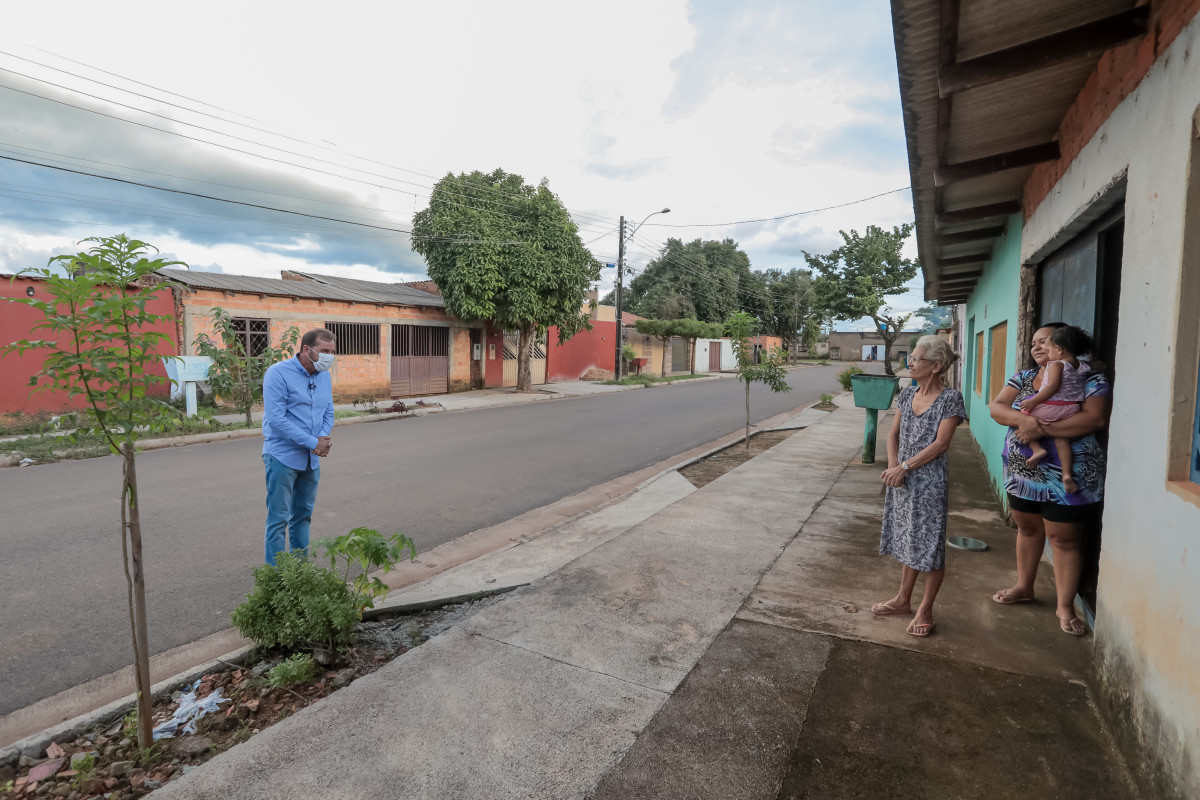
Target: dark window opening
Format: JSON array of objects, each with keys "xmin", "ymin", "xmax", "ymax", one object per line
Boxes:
[{"xmin": 325, "ymin": 322, "xmax": 380, "ymax": 356}]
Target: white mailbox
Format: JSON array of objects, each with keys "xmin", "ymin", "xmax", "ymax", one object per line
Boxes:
[{"xmin": 163, "ymin": 356, "xmax": 213, "ymax": 417}]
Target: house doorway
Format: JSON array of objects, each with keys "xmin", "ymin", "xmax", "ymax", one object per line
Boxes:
[
  {"xmin": 708, "ymin": 341, "xmax": 722, "ymax": 372},
  {"xmin": 1036, "ymin": 206, "xmax": 1124, "ymax": 619}
]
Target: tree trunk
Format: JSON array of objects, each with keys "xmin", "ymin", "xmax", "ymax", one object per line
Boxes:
[
  {"xmin": 689, "ymin": 338, "xmax": 696, "ymax": 375},
  {"xmin": 515, "ymin": 324, "xmax": 534, "ymax": 393},
  {"xmin": 120, "ymin": 443, "xmax": 155, "ymax": 751},
  {"xmin": 873, "ymin": 317, "xmax": 897, "ymax": 376},
  {"xmin": 661, "ymin": 338, "xmax": 669, "ymax": 377},
  {"xmin": 744, "ymin": 380, "xmax": 751, "ymax": 449}
]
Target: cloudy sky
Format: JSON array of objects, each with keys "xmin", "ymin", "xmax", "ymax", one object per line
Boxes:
[{"xmin": 1, "ymin": 0, "xmax": 923, "ymax": 329}]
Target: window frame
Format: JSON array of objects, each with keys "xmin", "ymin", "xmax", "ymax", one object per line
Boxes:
[
  {"xmin": 230, "ymin": 317, "xmax": 269, "ymax": 358},
  {"xmin": 974, "ymin": 330, "xmax": 985, "ymax": 397}
]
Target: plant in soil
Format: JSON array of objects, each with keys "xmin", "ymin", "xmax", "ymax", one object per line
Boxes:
[
  {"xmin": 836, "ymin": 364, "xmax": 864, "ymax": 391},
  {"xmin": 70, "ymin": 753, "xmax": 96, "ymax": 790},
  {"xmin": 266, "ymin": 654, "xmax": 318, "ymax": 688},
  {"xmin": 315, "ymin": 527, "xmax": 417, "ymax": 618},
  {"xmin": 724, "ymin": 311, "xmax": 791, "ymax": 448},
  {"xmin": 231, "ymin": 551, "xmax": 358, "ymax": 652},
  {"xmin": 1, "ymin": 235, "xmax": 185, "ymax": 751},
  {"xmin": 820, "ymin": 393, "xmax": 834, "ymax": 405}
]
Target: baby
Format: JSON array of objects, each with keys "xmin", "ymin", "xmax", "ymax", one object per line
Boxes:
[{"xmin": 1018, "ymin": 325, "xmax": 1094, "ymax": 494}]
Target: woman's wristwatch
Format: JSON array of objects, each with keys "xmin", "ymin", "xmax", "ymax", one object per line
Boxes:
[{"xmin": 901, "ymin": 461, "xmax": 910, "ymax": 471}]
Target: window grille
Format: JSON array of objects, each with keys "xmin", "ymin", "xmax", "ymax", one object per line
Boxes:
[
  {"xmin": 392, "ymin": 324, "xmax": 449, "ymax": 357},
  {"xmin": 324, "ymin": 322, "xmax": 380, "ymax": 355},
  {"xmin": 231, "ymin": 317, "xmax": 269, "ymax": 357}
]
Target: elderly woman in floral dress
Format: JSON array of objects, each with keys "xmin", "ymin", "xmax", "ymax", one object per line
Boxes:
[{"xmin": 871, "ymin": 335, "xmax": 966, "ymax": 637}]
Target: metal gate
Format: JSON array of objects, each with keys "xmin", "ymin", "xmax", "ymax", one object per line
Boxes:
[
  {"xmin": 501, "ymin": 330, "xmax": 547, "ymax": 387},
  {"xmin": 708, "ymin": 341, "xmax": 721, "ymax": 372},
  {"xmin": 390, "ymin": 324, "xmax": 449, "ymax": 396},
  {"xmin": 670, "ymin": 338, "xmax": 688, "ymax": 373}
]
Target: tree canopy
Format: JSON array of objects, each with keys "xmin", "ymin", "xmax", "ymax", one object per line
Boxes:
[
  {"xmin": 411, "ymin": 169, "xmax": 600, "ymax": 391},
  {"xmin": 805, "ymin": 224, "xmax": 918, "ymax": 375}
]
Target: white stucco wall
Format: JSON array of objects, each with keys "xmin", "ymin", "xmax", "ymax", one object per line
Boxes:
[{"xmin": 1022, "ymin": 17, "xmax": 1200, "ymax": 795}]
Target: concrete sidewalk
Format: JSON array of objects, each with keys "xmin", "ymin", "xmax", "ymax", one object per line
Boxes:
[{"xmin": 152, "ymin": 396, "xmax": 1137, "ymax": 800}]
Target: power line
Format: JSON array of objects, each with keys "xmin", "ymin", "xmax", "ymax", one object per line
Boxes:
[
  {"xmin": 2, "ymin": 49, "xmax": 623, "ymax": 227},
  {"xmin": 0, "ymin": 154, "xmax": 521, "ymax": 243},
  {"xmin": 638, "ymin": 187, "xmax": 912, "ymax": 228}
]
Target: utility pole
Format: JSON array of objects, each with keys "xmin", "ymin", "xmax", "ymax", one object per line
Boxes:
[{"xmin": 614, "ymin": 215, "xmax": 626, "ymax": 380}]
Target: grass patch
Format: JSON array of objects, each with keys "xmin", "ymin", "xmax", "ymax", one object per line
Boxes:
[{"xmin": 1, "ymin": 414, "xmax": 255, "ymax": 465}]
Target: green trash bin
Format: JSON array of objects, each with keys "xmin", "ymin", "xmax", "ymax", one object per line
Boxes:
[{"xmin": 850, "ymin": 374, "xmax": 900, "ymax": 464}]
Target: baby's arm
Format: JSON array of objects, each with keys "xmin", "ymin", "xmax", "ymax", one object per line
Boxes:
[{"xmin": 1020, "ymin": 361, "xmax": 1063, "ymax": 411}]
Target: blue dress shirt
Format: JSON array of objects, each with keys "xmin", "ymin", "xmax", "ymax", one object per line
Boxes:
[{"xmin": 262, "ymin": 356, "xmax": 334, "ymax": 470}]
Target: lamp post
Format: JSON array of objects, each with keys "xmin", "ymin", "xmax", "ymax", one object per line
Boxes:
[{"xmin": 614, "ymin": 207, "xmax": 670, "ymax": 379}]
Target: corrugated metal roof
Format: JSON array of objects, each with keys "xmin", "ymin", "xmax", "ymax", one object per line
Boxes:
[
  {"xmin": 156, "ymin": 269, "xmax": 444, "ymax": 308},
  {"xmin": 285, "ymin": 271, "xmax": 444, "ymax": 308},
  {"xmin": 891, "ymin": 0, "xmax": 1144, "ymax": 303}
]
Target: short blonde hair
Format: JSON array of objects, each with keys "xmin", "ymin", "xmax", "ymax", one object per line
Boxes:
[{"xmin": 914, "ymin": 335, "xmax": 958, "ymax": 386}]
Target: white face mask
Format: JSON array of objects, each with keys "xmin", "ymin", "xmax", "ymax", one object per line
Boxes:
[{"xmin": 309, "ymin": 350, "xmax": 335, "ymax": 372}]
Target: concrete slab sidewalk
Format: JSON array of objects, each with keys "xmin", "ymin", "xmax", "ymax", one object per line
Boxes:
[{"xmin": 151, "ymin": 395, "xmax": 1137, "ymax": 800}]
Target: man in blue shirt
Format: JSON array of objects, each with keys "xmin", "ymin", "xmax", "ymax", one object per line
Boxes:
[{"xmin": 261, "ymin": 328, "xmax": 337, "ymax": 565}]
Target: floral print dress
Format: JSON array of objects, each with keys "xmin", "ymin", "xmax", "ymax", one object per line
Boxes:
[
  {"xmin": 1002, "ymin": 368, "xmax": 1110, "ymax": 505},
  {"xmin": 879, "ymin": 386, "xmax": 966, "ymax": 571}
]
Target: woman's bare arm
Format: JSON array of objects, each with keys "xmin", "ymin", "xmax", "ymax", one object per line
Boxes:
[
  {"xmin": 1020, "ymin": 361, "xmax": 1062, "ymax": 410},
  {"xmin": 901, "ymin": 416, "xmax": 961, "ymax": 470},
  {"xmin": 990, "ymin": 384, "xmax": 1045, "ymax": 443},
  {"xmin": 1041, "ymin": 393, "xmax": 1111, "ymax": 438}
]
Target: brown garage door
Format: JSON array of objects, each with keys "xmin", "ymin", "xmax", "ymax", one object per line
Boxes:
[{"xmin": 391, "ymin": 324, "xmax": 449, "ymax": 396}]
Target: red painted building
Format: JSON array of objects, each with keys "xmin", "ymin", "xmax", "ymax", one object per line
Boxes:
[{"xmin": 1, "ymin": 274, "xmax": 178, "ymax": 415}]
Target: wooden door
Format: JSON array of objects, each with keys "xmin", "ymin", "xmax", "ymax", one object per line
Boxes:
[{"xmin": 708, "ymin": 341, "xmax": 721, "ymax": 372}]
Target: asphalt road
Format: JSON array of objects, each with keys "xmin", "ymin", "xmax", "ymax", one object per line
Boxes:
[{"xmin": 0, "ymin": 366, "xmax": 844, "ymax": 715}]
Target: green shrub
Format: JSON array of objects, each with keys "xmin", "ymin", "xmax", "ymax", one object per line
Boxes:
[
  {"xmin": 820, "ymin": 393, "xmax": 833, "ymax": 405},
  {"xmin": 315, "ymin": 527, "xmax": 417, "ymax": 619},
  {"xmin": 231, "ymin": 552, "xmax": 358, "ymax": 652},
  {"xmin": 266, "ymin": 653, "xmax": 318, "ymax": 688},
  {"xmin": 836, "ymin": 364, "xmax": 864, "ymax": 392}
]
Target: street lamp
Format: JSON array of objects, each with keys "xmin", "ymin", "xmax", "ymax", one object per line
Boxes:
[{"xmin": 615, "ymin": 207, "xmax": 670, "ymax": 379}]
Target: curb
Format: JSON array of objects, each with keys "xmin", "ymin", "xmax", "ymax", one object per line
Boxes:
[
  {"xmin": 362, "ymin": 584, "xmax": 528, "ymax": 619},
  {"xmin": 634, "ymin": 400, "xmax": 836, "ymax": 493}
]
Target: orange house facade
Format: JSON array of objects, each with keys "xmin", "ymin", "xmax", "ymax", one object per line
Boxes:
[{"xmin": 157, "ymin": 269, "xmax": 479, "ymax": 402}]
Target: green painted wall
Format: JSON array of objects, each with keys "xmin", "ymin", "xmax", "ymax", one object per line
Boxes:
[{"xmin": 962, "ymin": 214, "xmax": 1023, "ymax": 501}]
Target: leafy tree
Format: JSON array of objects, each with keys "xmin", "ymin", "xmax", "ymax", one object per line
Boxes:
[
  {"xmin": 759, "ymin": 267, "xmax": 819, "ymax": 359},
  {"xmin": 654, "ymin": 292, "xmax": 696, "ymax": 320},
  {"xmin": 192, "ymin": 307, "xmax": 300, "ymax": 426},
  {"xmin": 1, "ymin": 235, "xmax": 182, "ymax": 751},
  {"xmin": 913, "ymin": 303, "xmax": 953, "ymax": 333},
  {"xmin": 624, "ymin": 238, "xmax": 750, "ymax": 323},
  {"xmin": 725, "ymin": 311, "xmax": 791, "ymax": 448},
  {"xmin": 805, "ymin": 224, "xmax": 918, "ymax": 376},
  {"xmin": 411, "ymin": 169, "xmax": 600, "ymax": 392}
]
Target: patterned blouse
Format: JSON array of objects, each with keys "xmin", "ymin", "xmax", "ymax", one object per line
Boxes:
[{"xmin": 1002, "ymin": 368, "xmax": 1111, "ymax": 505}]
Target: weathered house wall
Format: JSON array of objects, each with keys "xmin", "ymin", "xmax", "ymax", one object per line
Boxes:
[{"xmin": 1017, "ymin": 9, "xmax": 1200, "ymax": 796}]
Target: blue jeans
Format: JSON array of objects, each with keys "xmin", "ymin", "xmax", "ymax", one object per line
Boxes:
[{"xmin": 263, "ymin": 454, "xmax": 320, "ymax": 565}]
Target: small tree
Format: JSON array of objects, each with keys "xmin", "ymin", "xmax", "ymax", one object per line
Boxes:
[
  {"xmin": 725, "ymin": 312, "xmax": 791, "ymax": 448},
  {"xmin": 634, "ymin": 319, "xmax": 675, "ymax": 377},
  {"xmin": 193, "ymin": 307, "xmax": 300, "ymax": 426},
  {"xmin": 2, "ymin": 235, "xmax": 182, "ymax": 751},
  {"xmin": 805, "ymin": 224, "xmax": 918, "ymax": 376}
]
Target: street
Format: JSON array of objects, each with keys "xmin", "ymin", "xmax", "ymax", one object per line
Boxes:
[{"xmin": 0, "ymin": 366, "xmax": 842, "ymax": 715}]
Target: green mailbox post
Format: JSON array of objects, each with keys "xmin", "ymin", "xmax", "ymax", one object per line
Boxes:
[{"xmin": 850, "ymin": 374, "xmax": 901, "ymax": 464}]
